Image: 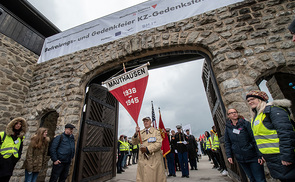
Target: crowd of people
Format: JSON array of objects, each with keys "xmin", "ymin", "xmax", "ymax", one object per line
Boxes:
[
  {"xmin": 0, "ymin": 18, "xmax": 294, "ymax": 182},
  {"xmin": 120, "ymin": 90, "xmax": 295, "ymax": 182},
  {"xmin": 116, "ymin": 135, "xmax": 139, "ymax": 173},
  {"xmin": 122, "ymin": 20, "xmax": 295, "ymax": 182},
  {"xmin": 0, "ymin": 120, "xmax": 76, "ymax": 182}
]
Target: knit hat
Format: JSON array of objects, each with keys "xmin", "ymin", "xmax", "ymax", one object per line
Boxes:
[
  {"xmin": 246, "ymin": 90, "xmax": 269, "ymax": 102},
  {"xmin": 288, "ymin": 19, "xmax": 295, "ymax": 33}
]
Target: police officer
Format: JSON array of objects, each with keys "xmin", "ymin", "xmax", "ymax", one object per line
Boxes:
[
  {"xmin": 0, "ymin": 117, "xmax": 27, "ymax": 182},
  {"xmin": 175, "ymin": 125, "xmax": 189, "ymax": 178},
  {"xmin": 132, "ymin": 117, "xmax": 166, "ymax": 182}
]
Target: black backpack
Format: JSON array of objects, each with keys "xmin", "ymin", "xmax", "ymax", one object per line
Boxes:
[{"xmin": 47, "ymin": 134, "xmax": 63, "ymax": 156}]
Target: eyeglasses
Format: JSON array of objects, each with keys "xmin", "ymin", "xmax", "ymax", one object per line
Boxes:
[{"xmin": 227, "ymin": 112, "xmax": 238, "ymax": 115}]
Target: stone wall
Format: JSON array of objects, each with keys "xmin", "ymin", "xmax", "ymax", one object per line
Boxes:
[
  {"xmin": 0, "ymin": 33, "xmax": 38, "ymax": 129},
  {"xmin": 1, "ymin": 0, "xmax": 294, "ymax": 181},
  {"xmin": 0, "ymin": 33, "xmax": 39, "ymax": 181},
  {"xmin": 266, "ymin": 76, "xmax": 285, "ymax": 99}
]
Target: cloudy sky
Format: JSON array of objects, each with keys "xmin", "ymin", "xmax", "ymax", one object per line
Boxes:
[{"xmin": 27, "ymin": 0, "xmax": 271, "ymax": 138}]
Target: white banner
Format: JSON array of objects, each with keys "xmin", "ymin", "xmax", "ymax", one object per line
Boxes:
[
  {"xmin": 38, "ymin": 0, "xmax": 244, "ymax": 63},
  {"xmin": 102, "ymin": 63, "xmax": 149, "ymax": 91}
]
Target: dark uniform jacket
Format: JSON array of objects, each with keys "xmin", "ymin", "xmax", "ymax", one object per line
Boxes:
[
  {"xmin": 174, "ymin": 132, "xmax": 188, "ymax": 153},
  {"xmin": 168, "ymin": 134, "xmax": 176, "ymax": 153}
]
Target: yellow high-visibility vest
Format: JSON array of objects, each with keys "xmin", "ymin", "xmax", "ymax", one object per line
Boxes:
[
  {"xmin": 133, "ymin": 144, "xmax": 138, "ymax": 150},
  {"xmin": 118, "ymin": 140, "xmax": 126, "ymax": 151},
  {"xmin": 213, "ymin": 133, "xmax": 220, "ymax": 150},
  {"xmin": 205, "ymin": 137, "xmax": 213, "ymax": 150},
  {"xmin": 123, "ymin": 141, "xmax": 129, "ymax": 151},
  {"xmin": 251, "ymin": 113, "xmax": 280, "ymax": 154},
  {"xmin": 0, "ymin": 132, "xmax": 24, "ymax": 159},
  {"xmin": 128, "ymin": 143, "xmax": 132, "ymax": 152}
]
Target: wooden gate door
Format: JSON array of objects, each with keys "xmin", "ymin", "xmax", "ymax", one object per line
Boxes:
[{"xmin": 74, "ymin": 84, "xmax": 118, "ymax": 182}]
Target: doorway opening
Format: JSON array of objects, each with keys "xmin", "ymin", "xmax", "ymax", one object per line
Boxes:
[{"xmin": 74, "ymin": 50, "xmax": 229, "ymax": 181}]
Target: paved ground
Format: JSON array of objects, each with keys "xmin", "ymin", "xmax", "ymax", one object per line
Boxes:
[{"xmin": 107, "ymin": 155, "xmax": 234, "ymax": 182}]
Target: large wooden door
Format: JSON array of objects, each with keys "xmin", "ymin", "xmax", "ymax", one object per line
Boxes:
[{"xmin": 74, "ymin": 84, "xmax": 118, "ymax": 182}]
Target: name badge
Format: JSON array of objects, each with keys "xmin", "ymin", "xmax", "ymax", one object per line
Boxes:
[
  {"xmin": 233, "ymin": 129, "xmax": 240, "ymax": 134},
  {"xmin": 148, "ymin": 137, "xmax": 156, "ymax": 143},
  {"xmin": 14, "ymin": 140, "xmax": 19, "ymax": 144},
  {"xmin": 254, "ymin": 120, "xmax": 260, "ymax": 126}
]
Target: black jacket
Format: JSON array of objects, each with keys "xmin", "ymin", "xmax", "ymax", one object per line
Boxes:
[
  {"xmin": 186, "ymin": 134, "xmax": 197, "ymax": 157},
  {"xmin": 257, "ymin": 99, "xmax": 295, "ymax": 180},
  {"xmin": 224, "ymin": 118, "xmax": 261, "ymax": 163}
]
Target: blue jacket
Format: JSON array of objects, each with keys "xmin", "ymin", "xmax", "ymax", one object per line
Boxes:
[
  {"xmin": 224, "ymin": 118, "xmax": 261, "ymax": 163},
  {"xmin": 50, "ymin": 133, "xmax": 75, "ymax": 164}
]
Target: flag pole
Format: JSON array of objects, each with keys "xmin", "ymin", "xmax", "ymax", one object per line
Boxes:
[
  {"xmin": 164, "ymin": 156, "xmax": 168, "ymax": 176},
  {"xmin": 123, "ymin": 63, "xmax": 126, "ymax": 73}
]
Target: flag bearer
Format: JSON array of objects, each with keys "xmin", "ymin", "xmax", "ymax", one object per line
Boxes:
[{"xmin": 132, "ymin": 117, "xmax": 166, "ymax": 182}]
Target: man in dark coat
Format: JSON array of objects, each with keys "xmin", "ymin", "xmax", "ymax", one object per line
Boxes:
[
  {"xmin": 49, "ymin": 124, "xmax": 76, "ymax": 182},
  {"xmin": 175, "ymin": 125, "xmax": 189, "ymax": 178},
  {"xmin": 185, "ymin": 129, "xmax": 198, "ymax": 170}
]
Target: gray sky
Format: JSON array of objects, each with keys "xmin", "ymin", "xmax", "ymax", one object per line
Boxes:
[{"xmin": 27, "ymin": 0, "xmax": 271, "ymax": 138}]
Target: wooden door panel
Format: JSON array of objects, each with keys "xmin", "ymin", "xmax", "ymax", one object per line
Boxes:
[{"xmin": 74, "ymin": 84, "xmax": 118, "ymax": 182}]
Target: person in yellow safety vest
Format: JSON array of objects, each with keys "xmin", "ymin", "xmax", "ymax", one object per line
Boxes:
[
  {"xmin": 121, "ymin": 136, "xmax": 129, "ymax": 169},
  {"xmin": 127, "ymin": 139, "xmax": 133, "ymax": 165},
  {"xmin": 205, "ymin": 131, "xmax": 219, "ymax": 169},
  {"xmin": 246, "ymin": 90, "xmax": 295, "ymax": 181},
  {"xmin": 132, "ymin": 143, "xmax": 139, "ymax": 164},
  {"xmin": 212, "ymin": 126, "xmax": 228, "ymax": 176},
  {"xmin": 117, "ymin": 135, "xmax": 125, "ymax": 173},
  {"xmin": 209, "ymin": 130, "xmax": 220, "ymax": 170},
  {"xmin": 0, "ymin": 117, "xmax": 27, "ymax": 182}
]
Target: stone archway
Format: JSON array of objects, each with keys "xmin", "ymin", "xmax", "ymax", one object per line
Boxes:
[
  {"xmin": 37, "ymin": 111, "xmax": 59, "ymax": 182},
  {"xmin": 264, "ymin": 72, "xmax": 295, "ymax": 115},
  {"xmin": 5, "ymin": 0, "xmax": 292, "ymax": 181}
]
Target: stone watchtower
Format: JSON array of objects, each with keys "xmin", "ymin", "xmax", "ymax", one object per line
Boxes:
[{"xmin": 1, "ymin": 0, "xmax": 295, "ymax": 181}]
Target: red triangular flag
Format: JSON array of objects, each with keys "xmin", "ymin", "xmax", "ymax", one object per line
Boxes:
[{"xmin": 103, "ymin": 64, "xmax": 149, "ymax": 124}]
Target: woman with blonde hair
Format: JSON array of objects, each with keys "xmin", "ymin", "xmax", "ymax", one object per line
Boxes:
[
  {"xmin": 246, "ymin": 90, "xmax": 295, "ymax": 182},
  {"xmin": 23, "ymin": 127, "xmax": 50, "ymax": 182}
]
